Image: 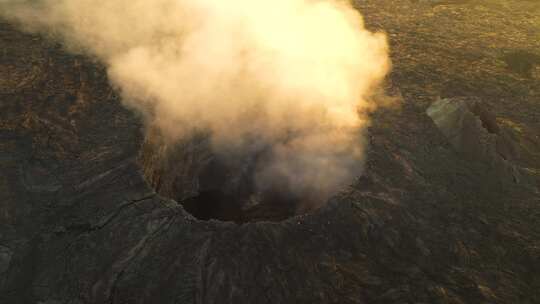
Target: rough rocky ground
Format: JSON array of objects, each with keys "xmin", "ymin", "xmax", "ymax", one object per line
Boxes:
[{"xmin": 1, "ymin": 0, "xmax": 539, "ymax": 303}]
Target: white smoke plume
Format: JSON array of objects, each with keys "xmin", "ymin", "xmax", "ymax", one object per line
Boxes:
[{"xmin": 1, "ymin": 0, "xmax": 390, "ymax": 209}]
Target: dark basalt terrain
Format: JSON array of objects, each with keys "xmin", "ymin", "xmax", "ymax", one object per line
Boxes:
[{"xmin": 1, "ymin": 0, "xmax": 539, "ymax": 303}]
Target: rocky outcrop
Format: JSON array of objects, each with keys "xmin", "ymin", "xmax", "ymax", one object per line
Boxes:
[{"xmin": 427, "ymin": 97, "xmax": 535, "ymax": 187}]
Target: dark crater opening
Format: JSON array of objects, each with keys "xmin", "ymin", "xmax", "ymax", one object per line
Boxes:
[{"xmin": 137, "ymin": 132, "xmax": 303, "ymax": 223}]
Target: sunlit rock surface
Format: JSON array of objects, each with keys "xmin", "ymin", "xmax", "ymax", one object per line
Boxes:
[{"xmin": 427, "ymin": 97, "xmax": 535, "ymax": 187}]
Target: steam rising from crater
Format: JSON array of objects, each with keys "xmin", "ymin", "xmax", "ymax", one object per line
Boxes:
[{"xmin": 1, "ymin": 0, "xmax": 390, "ymax": 209}]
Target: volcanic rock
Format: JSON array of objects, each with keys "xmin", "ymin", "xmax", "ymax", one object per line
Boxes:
[{"xmin": 427, "ymin": 97, "xmax": 533, "ymax": 186}]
